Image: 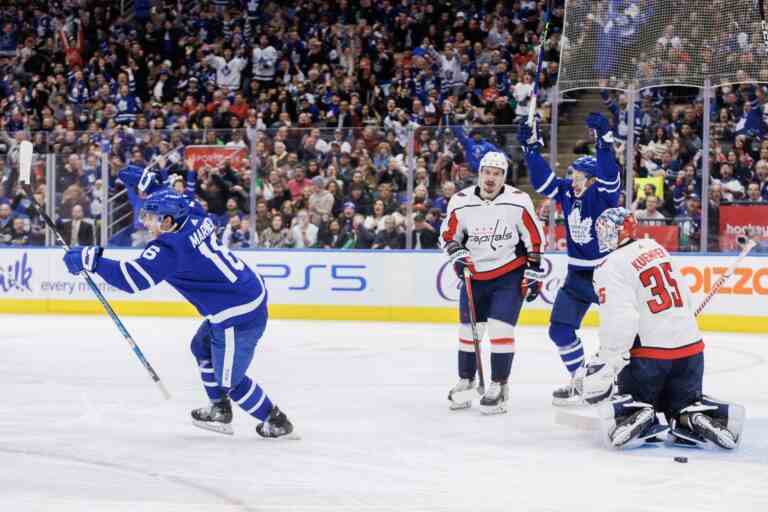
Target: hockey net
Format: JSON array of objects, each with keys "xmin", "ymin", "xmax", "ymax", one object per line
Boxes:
[{"xmin": 557, "ymin": 0, "xmax": 768, "ymax": 91}]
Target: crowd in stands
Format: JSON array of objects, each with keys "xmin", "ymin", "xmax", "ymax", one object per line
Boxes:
[{"xmin": 0, "ymin": 0, "xmax": 562, "ymax": 248}]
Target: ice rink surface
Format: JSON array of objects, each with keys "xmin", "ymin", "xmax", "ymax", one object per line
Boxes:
[{"xmin": 1, "ymin": 315, "xmax": 767, "ymax": 512}]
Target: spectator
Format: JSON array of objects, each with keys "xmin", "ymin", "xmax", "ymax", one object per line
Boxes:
[
  {"xmin": 746, "ymin": 182, "xmax": 764, "ymax": 203},
  {"xmin": 342, "ymin": 213, "xmax": 374, "ymax": 249},
  {"xmin": 8, "ymin": 217, "xmax": 30, "ymax": 245},
  {"xmin": 308, "ymin": 176, "xmax": 334, "ymax": 220},
  {"xmin": 434, "ymin": 181, "xmax": 456, "ymax": 218},
  {"xmin": 222, "ymin": 216, "xmax": 252, "ymax": 249},
  {"xmin": 411, "ymin": 213, "xmax": 439, "ymax": 249},
  {"xmin": 253, "ymin": 199, "xmax": 272, "ymax": 233},
  {"xmin": 372, "ymin": 215, "xmax": 405, "ymax": 250},
  {"xmin": 287, "ymin": 167, "xmax": 312, "ymax": 201},
  {"xmin": 0, "ymin": 203, "xmax": 13, "ymax": 243},
  {"xmin": 60, "ymin": 204, "xmax": 95, "ymax": 246},
  {"xmin": 291, "ymin": 210, "xmax": 318, "ymax": 248},
  {"xmin": 259, "ymin": 215, "xmax": 293, "ymax": 248},
  {"xmin": 317, "ymin": 219, "xmax": 347, "ymax": 249},
  {"xmin": 635, "ymin": 195, "xmax": 667, "ymax": 226}
]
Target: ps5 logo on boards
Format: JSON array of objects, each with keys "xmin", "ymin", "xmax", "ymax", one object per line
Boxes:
[{"xmin": 0, "ymin": 253, "xmax": 33, "ymax": 292}]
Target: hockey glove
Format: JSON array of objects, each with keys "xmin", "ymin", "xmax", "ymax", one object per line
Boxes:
[
  {"xmin": 585, "ymin": 112, "xmax": 614, "ymax": 149},
  {"xmin": 517, "ymin": 122, "xmax": 543, "ymax": 154},
  {"xmin": 64, "ymin": 246, "xmax": 103, "ymax": 275},
  {"xmin": 522, "ymin": 253, "xmax": 545, "ymax": 302},
  {"xmin": 445, "ymin": 240, "xmax": 473, "ymax": 279}
]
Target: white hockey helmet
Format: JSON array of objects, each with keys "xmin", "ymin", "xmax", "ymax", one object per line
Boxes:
[{"xmin": 479, "ymin": 151, "xmax": 508, "ymax": 177}]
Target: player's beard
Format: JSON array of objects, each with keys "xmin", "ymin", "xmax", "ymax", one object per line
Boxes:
[{"xmin": 480, "ymin": 179, "xmax": 502, "ymax": 199}]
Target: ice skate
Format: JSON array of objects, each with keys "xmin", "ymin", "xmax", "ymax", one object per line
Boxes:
[
  {"xmin": 448, "ymin": 378, "xmax": 477, "ymax": 410},
  {"xmin": 686, "ymin": 413, "xmax": 737, "ymax": 449},
  {"xmin": 609, "ymin": 407, "xmax": 655, "ymax": 447},
  {"xmin": 256, "ymin": 405, "xmax": 300, "ymax": 440},
  {"xmin": 191, "ymin": 397, "xmax": 234, "ymax": 435},
  {"xmin": 552, "ymin": 374, "xmax": 584, "ymax": 407},
  {"xmin": 479, "ymin": 381, "xmax": 509, "ymax": 415}
]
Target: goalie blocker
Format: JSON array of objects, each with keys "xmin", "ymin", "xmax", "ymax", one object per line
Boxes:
[{"xmin": 585, "ymin": 208, "xmax": 745, "ymax": 449}]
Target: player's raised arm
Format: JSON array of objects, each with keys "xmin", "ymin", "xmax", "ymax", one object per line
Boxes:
[
  {"xmin": 517, "ymin": 121, "xmax": 564, "ymax": 200},
  {"xmin": 586, "ymin": 112, "xmax": 621, "ymax": 204}
]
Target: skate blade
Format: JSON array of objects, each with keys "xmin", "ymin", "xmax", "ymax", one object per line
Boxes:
[
  {"xmin": 480, "ymin": 404, "xmax": 509, "ymax": 415},
  {"xmin": 257, "ymin": 430, "xmax": 302, "ymax": 441},
  {"xmin": 552, "ymin": 396, "xmax": 586, "ymax": 408},
  {"xmin": 449, "ymin": 401, "xmax": 472, "ymax": 411},
  {"xmin": 192, "ymin": 419, "xmax": 234, "ymax": 436}
]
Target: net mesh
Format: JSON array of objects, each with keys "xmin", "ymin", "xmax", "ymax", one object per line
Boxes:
[{"xmin": 558, "ymin": 0, "xmax": 768, "ymax": 91}]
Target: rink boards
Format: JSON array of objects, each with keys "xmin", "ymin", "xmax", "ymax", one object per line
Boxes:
[{"xmin": 0, "ymin": 248, "xmax": 766, "ymax": 333}]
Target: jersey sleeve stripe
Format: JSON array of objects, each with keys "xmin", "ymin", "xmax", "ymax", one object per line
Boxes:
[
  {"xmin": 534, "ymin": 171, "xmax": 556, "ymax": 194},
  {"xmin": 442, "ymin": 210, "xmax": 459, "ymax": 242},
  {"xmin": 127, "ymin": 260, "xmax": 155, "ymax": 288},
  {"xmin": 120, "ymin": 261, "xmax": 140, "ymax": 293},
  {"xmin": 521, "ymin": 208, "xmax": 542, "ymax": 252},
  {"xmin": 596, "ymin": 175, "xmax": 620, "ymax": 186},
  {"xmin": 597, "ymin": 183, "xmax": 621, "ymax": 193}
]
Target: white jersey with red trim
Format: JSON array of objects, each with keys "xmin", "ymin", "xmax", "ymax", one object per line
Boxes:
[
  {"xmin": 593, "ymin": 238, "xmax": 703, "ymax": 361},
  {"xmin": 440, "ymin": 185, "xmax": 544, "ymax": 280}
]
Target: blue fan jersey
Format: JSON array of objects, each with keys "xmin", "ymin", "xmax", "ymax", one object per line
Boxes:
[
  {"xmin": 527, "ymin": 144, "xmax": 620, "ymax": 269},
  {"xmin": 94, "ymin": 214, "xmax": 266, "ymax": 328}
]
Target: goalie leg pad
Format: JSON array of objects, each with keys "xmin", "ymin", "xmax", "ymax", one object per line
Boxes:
[
  {"xmin": 675, "ymin": 396, "xmax": 745, "ymax": 449},
  {"xmin": 598, "ymin": 395, "xmax": 667, "ymax": 449}
]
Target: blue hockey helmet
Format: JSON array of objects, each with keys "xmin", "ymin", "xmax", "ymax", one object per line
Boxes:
[
  {"xmin": 140, "ymin": 189, "xmax": 190, "ymax": 227},
  {"xmin": 568, "ymin": 156, "xmax": 597, "ymax": 178}
]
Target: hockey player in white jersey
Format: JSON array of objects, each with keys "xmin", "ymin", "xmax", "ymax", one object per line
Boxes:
[
  {"xmin": 584, "ymin": 208, "xmax": 745, "ymax": 449},
  {"xmin": 441, "ymin": 151, "xmax": 545, "ymax": 414}
]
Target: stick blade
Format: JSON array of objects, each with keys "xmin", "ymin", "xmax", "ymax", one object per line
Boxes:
[{"xmin": 18, "ymin": 140, "xmax": 34, "ymax": 185}]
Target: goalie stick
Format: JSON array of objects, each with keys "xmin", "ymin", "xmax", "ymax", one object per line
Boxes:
[
  {"xmin": 555, "ymin": 234, "xmax": 758, "ymax": 431},
  {"xmin": 18, "ymin": 141, "xmax": 171, "ymax": 400}
]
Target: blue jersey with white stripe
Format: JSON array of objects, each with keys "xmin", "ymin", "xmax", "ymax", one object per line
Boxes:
[
  {"xmin": 527, "ymin": 145, "xmax": 620, "ymax": 269},
  {"xmin": 94, "ymin": 214, "xmax": 266, "ymax": 328}
]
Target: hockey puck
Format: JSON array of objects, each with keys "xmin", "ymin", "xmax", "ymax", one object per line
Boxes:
[{"xmin": 674, "ymin": 457, "xmax": 688, "ymax": 463}]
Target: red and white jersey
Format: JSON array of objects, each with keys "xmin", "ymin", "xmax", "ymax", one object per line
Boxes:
[
  {"xmin": 441, "ymin": 185, "xmax": 544, "ymax": 280},
  {"xmin": 593, "ymin": 238, "xmax": 703, "ymax": 361}
]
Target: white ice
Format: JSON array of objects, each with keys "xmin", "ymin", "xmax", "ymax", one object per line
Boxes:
[{"xmin": 1, "ymin": 315, "xmax": 767, "ymax": 512}]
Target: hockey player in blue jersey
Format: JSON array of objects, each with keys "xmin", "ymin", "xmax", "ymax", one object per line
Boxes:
[
  {"xmin": 62, "ymin": 189, "xmax": 296, "ymax": 439},
  {"xmin": 518, "ymin": 112, "xmax": 621, "ymax": 406}
]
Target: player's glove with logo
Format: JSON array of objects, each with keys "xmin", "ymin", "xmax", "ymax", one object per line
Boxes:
[
  {"xmin": 63, "ymin": 246, "xmax": 103, "ymax": 275},
  {"xmin": 585, "ymin": 112, "xmax": 614, "ymax": 149},
  {"xmin": 517, "ymin": 121, "xmax": 543, "ymax": 154},
  {"xmin": 445, "ymin": 240, "xmax": 473, "ymax": 279},
  {"xmin": 522, "ymin": 253, "xmax": 545, "ymax": 302}
]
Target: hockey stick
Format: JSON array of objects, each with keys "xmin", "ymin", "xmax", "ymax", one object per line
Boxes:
[
  {"xmin": 526, "ymin": 0, "xmax": 553, "ymax": 135},
  {"xmin": 18, "ymin": 141, "xmax": 171, "ymax": 400},
  {"xmin": 756, "ymin": 0, "xmax": 768, "ymax": 48},
  {"xmin": 555, "ymin": 234, "xmax": 759, "ymax": 431},
  {"xmin": 694, "ymin": 234, "xmax": 758, "ymax": 317},
  {"xmin": 463, "ymin": 268, "xmax": 486, "ymax": 396}
]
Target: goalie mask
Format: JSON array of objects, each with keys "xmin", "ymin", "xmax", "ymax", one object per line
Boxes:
[{"xmin": 595, "ymin": 207, "xmax": 637, "ymax": 253}]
